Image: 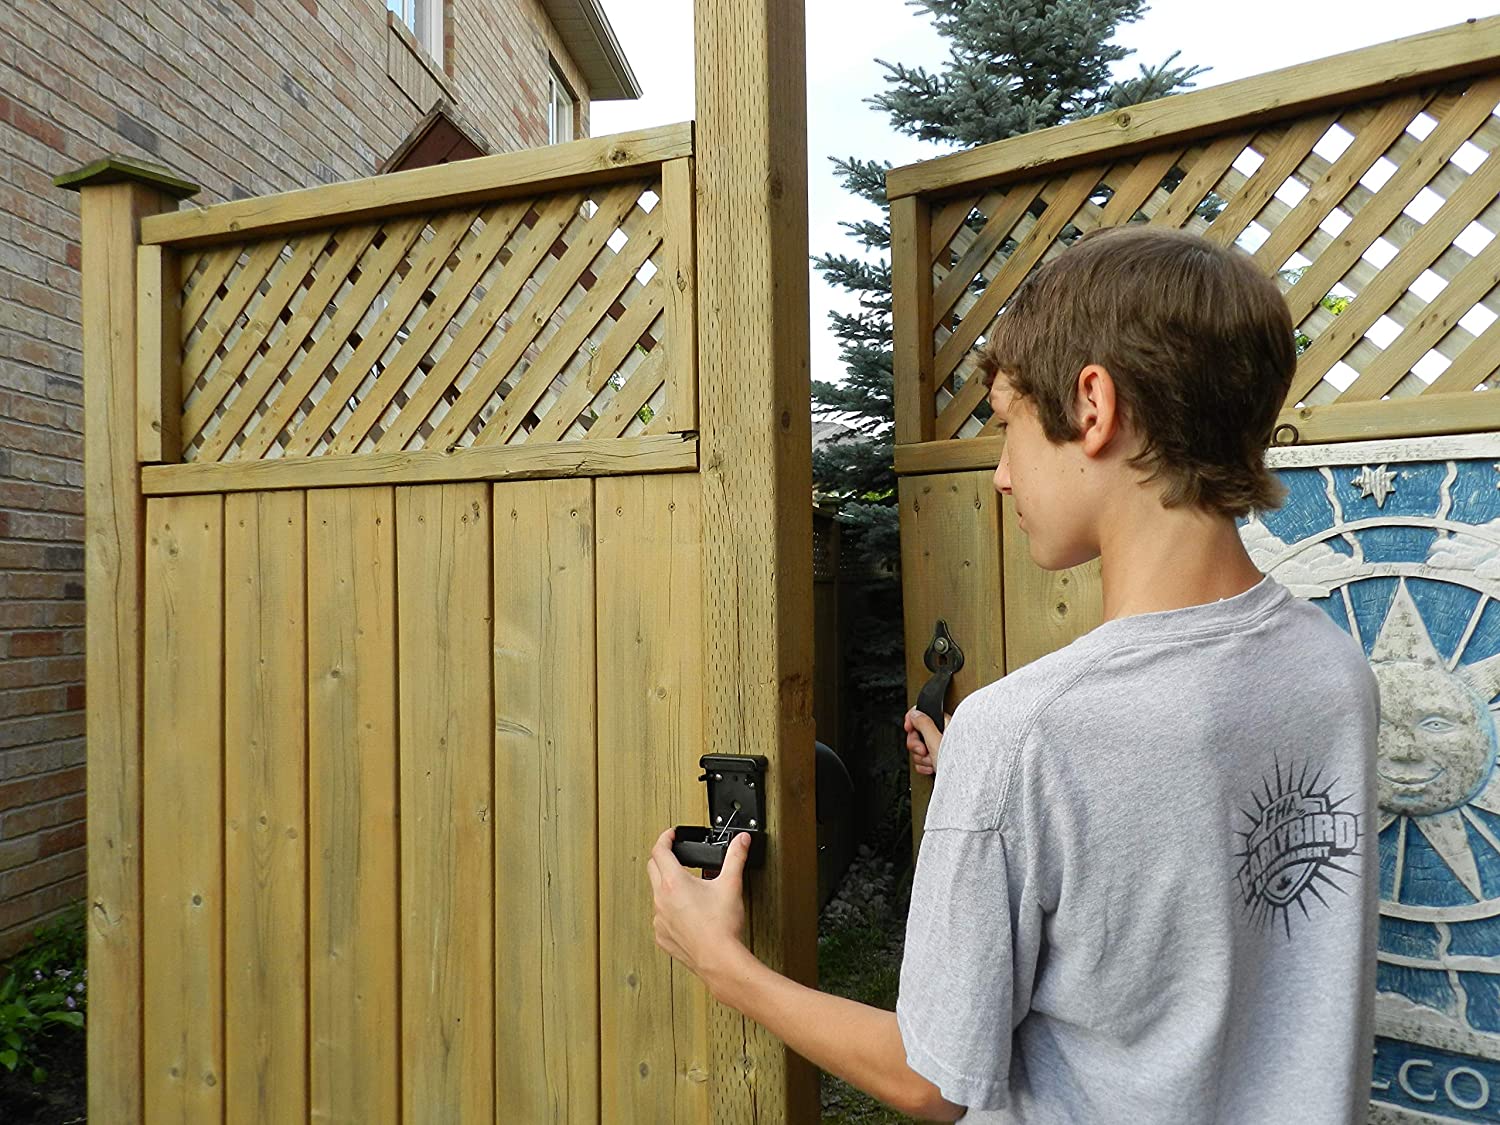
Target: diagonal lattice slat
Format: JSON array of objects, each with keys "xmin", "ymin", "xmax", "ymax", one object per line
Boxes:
[
  {"xmin": 174, "ymin": 173, "xmax": 681, "ymax": 462},
  {"xmin": 911, "ymin": 75, "xmax": 1500, "ymax": 441}
]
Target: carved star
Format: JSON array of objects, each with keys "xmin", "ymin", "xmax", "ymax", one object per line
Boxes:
[{"xmin": 1351, "ymin": 464, "xmax": 1397, "ymax": 508}]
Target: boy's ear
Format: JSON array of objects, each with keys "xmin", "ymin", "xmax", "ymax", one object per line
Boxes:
[{"xmin": 1074, "ymin": 364, "xmax": 1119, "ymax": 458}]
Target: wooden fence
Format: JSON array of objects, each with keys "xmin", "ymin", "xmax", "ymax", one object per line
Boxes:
[
  {"xmin": 889, "ymin": 16, "xmax": 1500, "ymax": 837},
  {"xmin": 890, "ymin": 16, "xmax": 1500, "ymax": 477},
  {"xmin": 62, "ymin": 87, "xmax": 819, "ymax": 1120},
  {"xmin": 136, "ymin": 123, "xmax": 698, "ymax": 489}
]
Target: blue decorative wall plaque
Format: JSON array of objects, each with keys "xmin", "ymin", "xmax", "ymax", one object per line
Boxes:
[{"xmin": 1250, "ymin": 436, "xmax": 1500, "ymax": 1124}]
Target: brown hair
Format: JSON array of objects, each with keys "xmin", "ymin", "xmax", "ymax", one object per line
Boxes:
[{"xmin": 977, "ymin": 225, "xmax": 1297, "ymax": 517}]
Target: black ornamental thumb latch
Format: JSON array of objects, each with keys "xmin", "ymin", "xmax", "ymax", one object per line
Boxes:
[{"xmin": 915, "ymin": 619, "xmax": 964, "ymax": 732}]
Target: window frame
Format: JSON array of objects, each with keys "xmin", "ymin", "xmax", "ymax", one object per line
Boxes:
[
  {"xmin": 548, "ymin": 62, "xmax": 577, "ymax": 146},
  {"xmin": 387, "ymin": 0, "xmax": 444, "ymax": 69}
]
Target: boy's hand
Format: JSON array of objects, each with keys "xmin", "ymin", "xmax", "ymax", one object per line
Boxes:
[
  {"xmin": 904, "ymin": 707, "xmax": 948, "ymax": 776},
  {"xmin": 648, "ymin": 827, "xmax": 752, "ymax": 990}
]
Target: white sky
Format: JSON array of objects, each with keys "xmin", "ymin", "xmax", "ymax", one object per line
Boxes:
[{"xmin": 591, "ymin": 0, "xmax": 1484, "ymax": 388}]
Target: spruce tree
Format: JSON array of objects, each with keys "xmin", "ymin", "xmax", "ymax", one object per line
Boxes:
[{"xmin": 813, "ymin": 0, "xmax": 1207, "ymax": 570}]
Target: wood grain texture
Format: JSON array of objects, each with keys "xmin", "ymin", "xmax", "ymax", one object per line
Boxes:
[
  {"xmin": 142, "ymin": 494, "xmax": 224, "ymax": 1123},
  {"xmin": 886, "ymin": 15, "xmax": 1500, "ymax": 198},
  {"xmin": 264, "ymin": 209, "xmax": 479, "ymax": 455},
  {"xmin": 307, "ymin": 487, "xmax": 400, "ymax": 1125},
  {"xmin": 225, "ymin": 218, "xmax": 429, "ymax": 462},
  {"xmin": 469, "ymin": 201, "xmax": 664, "ymax": 449},
  {"xmin": 493, "ymin": 478, "xmax": 600, "ymax": 1121},
  {"xmin": 223, "ymin": 491, "xmax": 308, "ymax": 1123},
  {"xmin": 425, "ymin": 182, "xmax": 651, "ymax": 451},
  {"xmin": 142, "ymin": 123, "xmax": 695, "ymax": 248},
  {"xmin": 999, "ymin": 497, "xmax": 1102, "ymax": 673},
  {"xmin": 77, "ymin": 178, "xmax": 181, "ymax": 1125},
  {"xmin": 312, "ymin": 200, "xmax": 530, "ymax": 457},
  {"xmin": 180, "ymin": 239, "xmax": 284, "ymax": 386},
  {"xmin": 362, "ymin": 191, "xmax": 590, "ymax": 454},
  {"xmin": 1289, "ymin": 138, "xmax": 1500, "ymax": 402},
  {"xmin": 1276, "ymin": 391, "xmax": 1500, "ymax": 445},
  {"xmin": 891, "ymin": 195, "xmax": 935, "ymax": 446},
  {"xmin": 143, "ymin": 434, "xmax": 699, "ymax": 495},
  {"xmin": 187, "ymin": 233, "xmax": 332, "ymax": 414},
  {"xmin": 596, "ymin": 473, "xmax": 710, "ymax": 1124},
  {"xmin": 660, "ymin": 156, "xmax": 699, "ymax": 433},
  {"xmin": 897, "ymin": 472, "xmax": 1006, "ymax": 849},
  {"xmin": 135, "ymin": 243, "xmax": 181, "ymax": 463},
  {"xmin": 396, "ymin": 483, "xmax": 495, "ymax": 1123},
  {"xmin": 180, "ymin": 224, "xmax": 381, "ymax": 454},
  {"xmin": 893, "ymin": 435, "xmax": 1007, "ymax": 477},
  {"xmin": 695, "ymin": 0, "xmax": 820, "ymax": 1119}
]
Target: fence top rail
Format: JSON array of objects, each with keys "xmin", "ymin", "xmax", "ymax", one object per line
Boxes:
[
  {"xmin": 886, "ymin": 15, "xmax": 1500, "ymax": 201},
  {"xmin": 140, "ymin": 121, "xmax": 694, "ymax": 249}
]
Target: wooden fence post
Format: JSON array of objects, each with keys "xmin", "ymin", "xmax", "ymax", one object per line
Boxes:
[
  {"xmin": 54, "ymin": 156, "xmax": 199, "ymax": 1125},
  {"xmin": 694, "ymin": 0, "xmax": 820, "ymax": 1120}
]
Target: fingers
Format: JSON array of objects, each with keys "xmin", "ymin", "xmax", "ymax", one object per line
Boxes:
[
  {"xmin": 649, "ymin": 827, "xmax": 680, "ymax": 887},
  {"xmin": 716, "ymin": 831, "xmax": 752, "ymax": 887},
  {"xmin": 906, "ymin": 706, "xmax": 940, "ymax": 743},
  {"xmin": 651, "ymin": 826, "xmax": 677, "ymax": 864},
  {"xmin": 906, "ymin": 706, "xmax": 945, "ymax": 775}
]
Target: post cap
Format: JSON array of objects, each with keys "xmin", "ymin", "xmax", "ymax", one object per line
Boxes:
[{"xmin": 54, "ymin": 155, "xmax": 200, "ymax": 199}]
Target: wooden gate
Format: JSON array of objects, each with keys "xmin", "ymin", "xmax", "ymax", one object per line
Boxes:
[
  {"xmin": 890, "ymin": 15, "xmax": 1500, "ymax": 839},
  {"xmin": 888, "ymin": 16, "xmax": 1500, "ymax": 1122},
  {"xmin": 64, "ymin": 2, "xmax": 818, "ymax": 1119}
]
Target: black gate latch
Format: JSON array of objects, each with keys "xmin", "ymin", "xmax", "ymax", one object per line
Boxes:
[
  {"xmin": 916, "ymin": 619, "xmax": 964, "ymax": 732},
  {"xmin": 672, "ymin": 754, "xmax": 768, "ymax": 871}
]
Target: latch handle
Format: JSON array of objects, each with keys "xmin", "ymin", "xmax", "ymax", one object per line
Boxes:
[{"xmin": 915, "ymin": 619, "xmax": 964, "ymax": 732}]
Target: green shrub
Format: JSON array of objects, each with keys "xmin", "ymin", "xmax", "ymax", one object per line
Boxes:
[{"xmin": 0, "ymin": 904, "xmax": 87, "ymax": 1084}]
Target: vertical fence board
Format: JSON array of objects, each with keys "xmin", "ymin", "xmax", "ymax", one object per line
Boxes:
[
  {"xmin": 135, "ymin": 243, "xmax": 181, "ymax": 464},
  {"xmin": 396, "ymin": 483, "xmax": 495, "ymax": 1122},
  {"xmin": 597, "ymin": 473, "xmax": 709, "ymax": 1124},
  {"xmin": 143, "ymin": 493, "xmax": 224, "ymax": 1123},
  {"xmin": 898, "ymin": 471, "xmax": 1006, "ymax": 849},
  {"xmin": 891, "ymin": 194, "xmax": 935, "ymax": 447},
  {"xmin": 999, "ymin": 497, "xmax": 1102, "ymax": 672},
  {"xmin": 223, "ymin": 491, "xmax": 308, "ymax": 1123},
  {"xmin": 660, "ymin": 156, "xmax": 699, "ymax": 434},
  {"xmin": 493, "ymin": 478, "xmax": 601, "ymax": 1120},
  {"xmin": 307, "ymin": 487, "xmax": 401, "ymax": 1124}
]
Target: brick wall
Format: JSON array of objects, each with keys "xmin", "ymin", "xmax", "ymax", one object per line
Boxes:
[{"xmin": 0, "ymin": 0, "xmax": 596, "ymax": 959}]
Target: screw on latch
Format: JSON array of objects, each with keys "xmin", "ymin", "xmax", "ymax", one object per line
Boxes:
[
  {"xmin": 749, "ymin": 819, "xmax": 758, "ymax": 828},
  {"xmin": 916, "ymin": 619, "xmax": 965, "ymax": 733}
]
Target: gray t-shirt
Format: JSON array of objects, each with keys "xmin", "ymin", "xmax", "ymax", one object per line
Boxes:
[{"xmin": 897, "ymin": 576, "xmax": 1380, "ymax": 1123}]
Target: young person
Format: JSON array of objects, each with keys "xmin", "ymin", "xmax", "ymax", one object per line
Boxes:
[{"xmin": 648, "ymin": 225, "xmax": 1379, "ymax": 1122}]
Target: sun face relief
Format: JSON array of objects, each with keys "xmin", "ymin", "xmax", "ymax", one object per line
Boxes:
[
  {"xmin": 1372, "ymin": 583, "xmax": 1500, "ymax": 819},
  {"xmin": 1244, "ymin": 445, "xmax": 1500, "ymax": 1091}
]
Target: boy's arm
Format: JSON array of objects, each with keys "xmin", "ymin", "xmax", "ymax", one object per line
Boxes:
[{"xmin": 648, "ymin": 829, "xmax": 966, "ymax": 1122}]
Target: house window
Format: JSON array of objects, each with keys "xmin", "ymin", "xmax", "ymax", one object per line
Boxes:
[
  {"xmin": 548, "ymin": 64, "xmax": 576, "ymax": 145},
  {"xmin": 387, "ymin": 0, "xmax": 443, "ymax": 66}
]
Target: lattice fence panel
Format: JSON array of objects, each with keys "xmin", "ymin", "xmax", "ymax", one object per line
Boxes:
[
  {"xmin": 175, "ymin": 175, "xmax": 675, "ymax": 462},
  {"xmin": 919, "ymin": 78, "xmax": 1500, "ymax": 442}
]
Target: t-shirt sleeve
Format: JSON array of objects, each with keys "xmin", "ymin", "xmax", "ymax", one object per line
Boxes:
[
  {"xmin": 895, "ymin": 697, "xmax": 1042, "ymax": 1112},
  {"xmin": 896, "ymin": 827, "xmax": 1034, "ymax": 1111}
]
